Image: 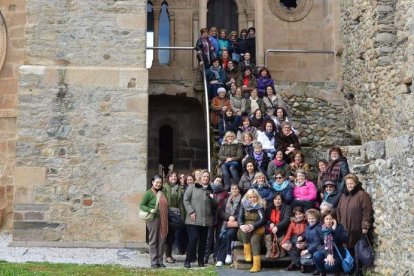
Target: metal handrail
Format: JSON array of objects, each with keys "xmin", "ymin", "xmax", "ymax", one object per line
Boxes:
[
  {"xmin": 264, "ymin": 49, "xmax": 335, "ymax": 68},
  {"xmin": 146, "ymin": 46, "xmax": 211, "ymax": 172}
]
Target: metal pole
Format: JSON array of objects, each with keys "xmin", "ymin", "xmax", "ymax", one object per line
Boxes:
[
  {"xmin": 264, "ymin": 49, "xmax": 336, "ymax": 68},
  {"xmin": 146, "ymin": 46, "xmax": 211, "ymax": 172}
]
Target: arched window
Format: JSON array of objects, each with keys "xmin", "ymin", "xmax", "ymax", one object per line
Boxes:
[
  {"xmin": 158, "ymin": 1, "xmax": 170, "ymax": 64},
  {"xmin": 146, "ymin": 1, "xmax": 154, "ymax": 68},
  {"xmin": 207, "ymin": 0, "xmax": 238, "ymax": 33},
  {"xmin": 159, "ymin": 124, "xmax": 173, "ymax": 176}
]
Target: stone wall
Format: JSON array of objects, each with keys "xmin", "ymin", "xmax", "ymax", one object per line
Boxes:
[
  {"xmin": 343, "ymin": 137, "xmax": 414, "ymax": 275},
  {"xmin": 13, "ymin": 0, "xmax": 149, "ymax": 246},
  {"xmin": 0, "ymin": 0, "xmax": 26, "ymax": 230},
  {"xmin": 341, "ymin": 0, "xmax": 414, "ymax": 274},
  {"xmin": 341, "ymin": 0, "xmax": 414, "ymax": 142}
]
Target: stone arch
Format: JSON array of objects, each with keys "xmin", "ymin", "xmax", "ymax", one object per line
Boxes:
[{"xmin": 0, "ymin": 11, "xmax": 7, "ymax": 72}]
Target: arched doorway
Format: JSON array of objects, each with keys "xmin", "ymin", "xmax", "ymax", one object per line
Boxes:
[
  {"xmin": 207, "ymin": 0, "xmax": 238, "ymax": 33},
  {"xmin": 159, "ymin": 124, "xmax": 173, "ymax": 176}
]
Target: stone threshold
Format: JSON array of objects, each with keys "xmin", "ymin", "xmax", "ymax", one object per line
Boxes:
[{"xmin": 0, "ymin": 109, "xmax": 17, "ymax": 118}]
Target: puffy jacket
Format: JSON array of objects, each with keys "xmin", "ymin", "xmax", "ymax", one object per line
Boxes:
[
  {"xmin": 237, "ymin": 205, "xmax": 266, "ymax": 230},
  {"xmin": 293, "ymin": 180, "xmax": 317, "ymax": 201},
  {"xmin": 265, "ymin": 203, "xmax": 292, "ymax": 237},
  {"xmin": 281, "ymin": 219, "xmax": 307, "ymax": 244},
  {"xmin": 304, "ymin": 222, "xmax": 324, "ymax": 254},
  {"xmin": 218, "ymin": 140, "xmax": 243, "ymax": 162}
]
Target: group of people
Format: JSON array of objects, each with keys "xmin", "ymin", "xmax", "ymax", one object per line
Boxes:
[
  {"xmin": 140, "ymin": 26, "xmax": 373, "ymax": 275},
  {"xmin": 140, "ymin": 150, "xmax": 373, "ymax": 275}
]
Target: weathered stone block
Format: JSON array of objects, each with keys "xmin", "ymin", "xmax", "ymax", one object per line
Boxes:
[
  {"xmin": 362, "ymin": 141, "xmax": 385, "ymax": 161},
  {"xmin": 385, "ymin": 135, "xmax": 413, "ymax": 158},
  {"xmin": 14, "ymin": 204, "xmax": 49, "ymax": 212},
  {"xmin": 14, "ymin": 167, "xmax": 46, "ymax": 187},
  {"xmin": 14, "ymin": 221, "xmax": 61, "ymax": 229},
  {"xmin": 24, "ymin": 211, "xmax": 45, "ymax": 221}
]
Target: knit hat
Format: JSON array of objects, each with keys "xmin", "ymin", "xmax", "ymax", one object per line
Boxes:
[{"xmin": 323, "ymin": 180, "xmax": 337, "ymax": 188}]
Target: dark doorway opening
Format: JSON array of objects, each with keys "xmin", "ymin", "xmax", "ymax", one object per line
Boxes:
[
  {"xmin": 207, "ymin": 0, "xmax": 238, "ymax": 33},
  {"xmin": 159, "ymin": 125, "xmax": 173, "ymax": 176}
]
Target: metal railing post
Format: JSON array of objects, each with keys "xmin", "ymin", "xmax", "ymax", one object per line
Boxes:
[{"xmin": 146, "ymin": 46, "xmax": 211, "ymax": 172}]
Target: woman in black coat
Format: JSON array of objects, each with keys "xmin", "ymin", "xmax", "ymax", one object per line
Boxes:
[{"xmin": 264, "ymin": 193, "xmax": 293, "ymax": 258}]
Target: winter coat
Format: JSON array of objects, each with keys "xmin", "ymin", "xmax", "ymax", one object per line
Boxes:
[
  {"xmin": 171, "ymin": 184, "xmax": 186, "ymax": 220},
  {"xmin": 237, "ymin": 37, "xmax": 248, "ymax": 55},
  {"xmin": 218, "ymin": 140, "xmax": 243, "ymax": 163},
  {"xmin": 337, "ymin": 184, "xmax": 373, "ymax": 248},
  {"xmin": 211, "ymin": 96, "xmax": 230, "ymax": 126},
  {"xmin": 245, "ymin": 36, "xmax": 256, "ymax": 62},
  {"xmin": 317, "ymin": 224, "xmax": 349, "ymax": 258},
  {"xmin": 218, "ymin": 38, "xmax": 229, "ymax": 56},
  {"xmin": 218, "ymin": 115, "xmax": 242, "ymax": 139},
  {"xmin": 237, "ymin": 205, "xmax": 266, "ymax": 230},
  {"xmin": 267, "ymin": 160, "xmax": 291, "ymax": 183},
  {"xmin": 211, "ymin": 188, "xmax": 229, "ymax": 226},
  {"xmin": 162, "ymin": 182, "xmax": 175, "ymax": 206},
  {"xmin": 293, "ymin": 180, "xmax": 317, "ymax": 202},
  {"xmin": 281, "ymin": 219, "xmax": 307, "ymax": 244},
  {"xmin": 245, "ymin": 98, "xmax": 266, "ymax": 116},
  {"xmin": 276, "ymin": 132, "xmax": 301, "ymax": 155},
  {"xmin": 251, "ymin": 183, "xmax": 275, "ymax": 206},
  {"xmin": 238, "ymin": 60, "xmax": 256, "ymax": 73},
  {"xmin": 271, "ymin": 180, "xmax": 294, "ymax": 204},
  {"xmin": 323, "ymin": 156, "xmax": 350, "ymax": 192},
  {"xmin": 195, "ymin": 37, "xmax": 214, "ymax": 66},
  {"xmin": 265, "ymin": 203, "xmax": 293, "ymax": 237},
  {"xmin": 209, "ymin": 35, "xmax": 219, "ymax": 57},
  {"xmin": 238, "ymin": 172, "xmax": 256, "ymax": 194},
  {"xmin": 219, "ymin": 195, "xmax": 242, "ymax": 221},
  {"xmin": 206, "ymin": 65, "xmax": 226, "ymax": 85},
  {"xmin": 237, "ymin": 74, "xmax": 257, "ymax": 92},
  {"xmin": 226, "ymin": 67, "xmax": 240, "ymax": 84},
  {"xmin": 256, "ymin": 77, "xmax": 275, "ymax": 97},
  {"xmin": 140, "ymin": 189, "xmax": 161, "ymax": 219},
  {"xmin": 256, "ymin": 130, "xmax": 277, "ymax": 153},
  {"xmin": 230, "ymin": 94, "xmax": 246, "ymax": 115},
  {"xmin": 322, "ymin": 190, "xmax": 341, "ymax": 208},
  {"xmin": 289, "ymin": 162, "xmax": 312, "ymax": 180},
  {"xmin": 304, "ymin": 222, "xmax": 324, "ymax": 254},
  {"xmin": 183, "ymin": 183, "xmax": 217, "ymax": 227},
  {"xmin": 263, "ymin": 94, "xmax": 286, "ymax": 116}
]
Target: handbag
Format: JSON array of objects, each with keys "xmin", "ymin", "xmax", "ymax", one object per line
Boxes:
[
  {"xmin": 355, "ymin": 234, "xmax": 374, "ymax": 268},
  {"xmin": 268, "ymin": 234, "xmax": 280, "ymax": 259},
  {"xmin": 139, "ymin": 191, "xmax": 161, "ymax": 222},
  {"xmin": 231, "ymin": 53, "xmax": 240, "ymax": 62},
  {"xmin": 168, "ymin": 207, "xmax": 185, "ymax": 230},
  {"xmin": 334, "ymin": 242, "xmax": 354, "ymax": 273},
  {"xmin": 300, "ymin": 252, "xmax": 314, "ymax": 266}
]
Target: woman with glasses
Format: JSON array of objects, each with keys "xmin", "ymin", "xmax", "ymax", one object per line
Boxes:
[{"xmin": 321, "ymin": 180, "xmax": 341, "ymax": 208}]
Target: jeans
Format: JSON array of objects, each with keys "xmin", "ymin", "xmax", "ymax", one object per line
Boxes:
[
  {"xmin": 221, "ymin": 161, "xmax": 240, "ymax": 189},
  {"xmin": 313, "ymin": 250, "xmax": 341, "ymax": 272},
  {"xmin": 185, "ymin": 225, "xmax": 209, "ymax": 264},
  {"xmin": 174, "ymin": 227, "xmax": 188, "ymax": 254},
  {"xmin": 216, "ymin": 227, "xmax": 238, "ymax": 262}
]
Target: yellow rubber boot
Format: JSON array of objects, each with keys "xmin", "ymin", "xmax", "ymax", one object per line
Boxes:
[
  {"xmin": 243, "ymin": 243, "xmax": 252, "ymax": 262},
  {"xmin": 250, "ymin": 255, "xmax": 261, "ymax": 273}
]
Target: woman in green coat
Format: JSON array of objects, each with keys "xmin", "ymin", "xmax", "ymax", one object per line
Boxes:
[{"xmin": 140, "ymin": 175, "xmax": 169, "ymax": 268}]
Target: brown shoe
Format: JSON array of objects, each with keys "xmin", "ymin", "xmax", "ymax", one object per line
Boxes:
[{"xmin": 286, "ymin": 263, "xmax": 298, "ymax": 271}]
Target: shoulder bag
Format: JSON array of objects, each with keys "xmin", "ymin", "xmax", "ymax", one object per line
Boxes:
[
  {"xmin": 334, "ymin": 242, "xmax": 354, "ymax": 273},
  {"xmin": 355, "ymin": 234, "xmax": 374, "ymax": 268},
  {"xmin": 139, "ymin": 191, "xmax": 161, "ymax": 222}
]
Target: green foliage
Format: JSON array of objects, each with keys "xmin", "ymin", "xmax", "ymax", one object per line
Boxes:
[{"xmin": 0, "ymin": 261, "xmax": 217, "ymax": 276}]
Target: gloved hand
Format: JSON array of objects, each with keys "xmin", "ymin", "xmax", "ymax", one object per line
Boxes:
[{"xmin": 150, "ymin": 209, "xmax": 157, "ymax": 214}]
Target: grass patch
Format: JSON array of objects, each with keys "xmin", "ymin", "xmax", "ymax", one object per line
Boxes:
[{"xmin": 0, "ymin": 261, "xmax": 218, "ymax": 276}]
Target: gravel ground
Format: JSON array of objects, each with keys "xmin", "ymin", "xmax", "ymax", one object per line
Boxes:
[{"xmin": 0, "ymin": 233, "xmax": 302, "ymax": 275}]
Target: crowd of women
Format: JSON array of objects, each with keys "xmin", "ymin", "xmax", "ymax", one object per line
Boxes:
[{"xmin": 140, "ymin": 26, "xmax": 374, "ymax": 275}]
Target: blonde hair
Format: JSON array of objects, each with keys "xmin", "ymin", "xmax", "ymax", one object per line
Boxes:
[
  {"xmin": 242, "ymin": 189, "xmax": 265, "ymax": 207},
  {"xmin": 223, "ymin": 131, "xmax": 236, "ymax": 142},
  {"xmin": 253, "ymin": 172, "xmax": 268, "ymax": 184}
]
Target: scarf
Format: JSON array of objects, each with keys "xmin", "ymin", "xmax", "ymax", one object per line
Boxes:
[
  {"xmin": 321, "ymin": 225, "xmax": 334, "ymax": 255},
  {"xmin": 273, "ymin": 159, "xmax": 285, "ymax": 167},
  {"xmin": 273, "ymin": 179, "xmax": 290, "ymax": 192},
  {"xmin": 264, "ymin": 131, "xmax": 274, "ymax": 140},
  {"xmin": 253, "ymin": 151, "xmax": 264, "ymax": 167},
  {"xmin": 209, "ymin": 65, "xmax": 222, "ymax": 81},
  {"xmin": 270, "ymin": 208, "xmax": 281, "ymax": 225},
  {"xmin": 157, "ymin": 190, "xmax": 169, "ymax": 240},
  {"xmin": 211, "ymin": 183, "xmax": 226, "ymax": 194},
  {"xmin": 325, "ymin": 157, "xmax": 347, "ymax": 182},
  {"xmin": 295, "ymin": 180, "xmax": 306, "ymax": 187},
  {"xmin": 241, "ymin": 198, "xmax": 262, "ymax": 211},
  {"xmin": 225, "ymin": 194, "xmax": 241, "ymax": 215}
]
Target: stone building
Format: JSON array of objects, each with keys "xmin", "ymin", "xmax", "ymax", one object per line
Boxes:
[{"xmin": 0, "ymin": 0, "xmax": 412, "ymax": 274}]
